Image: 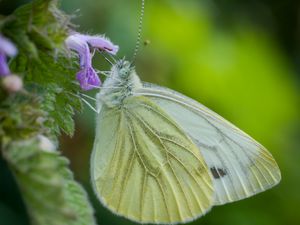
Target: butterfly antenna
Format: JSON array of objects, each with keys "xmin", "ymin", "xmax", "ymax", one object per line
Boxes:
[
  {"xmin": 98, "ymin": 50, "xmax": 114, "ymax": 66},
  {"xmin": 69, "ymin": 92, "xmax": 99, "ymax": 113},
  {"xmin": 132, "ymin": 0, "xmax": 145, "ymax": 63}
]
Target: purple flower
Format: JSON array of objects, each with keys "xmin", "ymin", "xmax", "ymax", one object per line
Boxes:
[
  {"xmin": 65, "ymin": 33, "xmax": 119, "ymax": 90},
  {"xmin": 75, "ymin": 34, "xmax": 119, "ymax": 55},
  {"xmin": 0, "ymin": 54, "xmax": 10, "ymax": 76},
  {"xmin": 0, "ymin": 35, "xmax": 17, "ymax": 76},
  {"xmin": 76, "ymin": 67, "xmax": 100, "ymax": 91}
]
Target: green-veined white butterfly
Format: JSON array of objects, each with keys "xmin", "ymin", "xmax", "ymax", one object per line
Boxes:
[{"xmin": 90, "ymin": 59, "xmax": 281, "ymax": 224}]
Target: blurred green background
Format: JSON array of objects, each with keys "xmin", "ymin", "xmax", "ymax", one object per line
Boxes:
[{"xmin": 1, "ymin": 0, "xmax": 300, "ymax": 225}]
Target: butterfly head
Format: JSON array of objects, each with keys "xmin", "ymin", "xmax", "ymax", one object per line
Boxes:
[
  {"xmin": 114, "ymin": 59, "xmax": 133, "ymax": 80},
  {"xmin": 98, "ymin": 59, "xmax": 141, "ymax": 107}
]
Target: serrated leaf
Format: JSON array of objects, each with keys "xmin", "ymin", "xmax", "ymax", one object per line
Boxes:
[
  {"xmin": 2, "ymin": 137, "xmax": 97, "ymax": 225},
  {"xmin": 1, "ymin": 0, "xmax": 82, "ymax": 136}
]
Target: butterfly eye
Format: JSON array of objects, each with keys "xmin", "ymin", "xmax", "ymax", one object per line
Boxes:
[
  {"xmin": 119, "ymin": 68, "xmax": 129, "ymax": 78},
  {"xmin": 117, "ymin": 61, "xmax": 131, "ymax": 79}
]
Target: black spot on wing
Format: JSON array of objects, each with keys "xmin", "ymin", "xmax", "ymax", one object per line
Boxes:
[{"xmin": 210, "ymin": 167, "xmax": 227, "ymax": 179}]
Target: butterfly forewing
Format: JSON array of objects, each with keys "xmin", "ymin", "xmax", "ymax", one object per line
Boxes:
[
  {"xmin": 91, "ymin": 96, "xmax": 214, "ymax": 224},
  {"xmin": 135, "ymin": 83, "xmax": 281, "ymax": 205}
]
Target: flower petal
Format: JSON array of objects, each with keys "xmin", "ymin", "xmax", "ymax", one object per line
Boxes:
[
  {"xmin": 65, "ymin": 34, "xmax": 92, "ymax": 68},
  {"xmin": 75, "ymin": 34, "xmax": 119, "ymax": 55},
  {"xmin": 65, "ymin": 32, "xmax": 119, "ymax": 90},
  {"xmin": 0, "ymin": 35, "xmax": 18, "ymax": 56},
  {"xmin": 0, "ymin": 53, "xmax": 10, "ymax": 76},
  {"xmin": 76, "ymin": 66, "xmax": 101, "ymax": 91}
]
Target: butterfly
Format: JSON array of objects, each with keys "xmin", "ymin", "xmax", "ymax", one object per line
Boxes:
[{"xmin": 90, "ymin": 60, "xmax": 281, "ymax": 224}]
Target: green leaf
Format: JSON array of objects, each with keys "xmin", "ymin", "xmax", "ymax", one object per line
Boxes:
[
  {"xmin": 2, "ymin": 137, "xmax": 96, "ymax": 225},
  {"xmin": 1, "ymin": 0, "xmax": 82, "ymax": 136},
  {"xmin": 0, "ymin": 2, "xmax": 96, "ymax": 224}
]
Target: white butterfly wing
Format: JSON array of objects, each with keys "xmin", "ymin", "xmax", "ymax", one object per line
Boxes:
[
  {"xmin": 91, "ymin": 95, "xmax": 214, "ymax": 224},
  {"xmin": 135, "ymin": 83, "xmax": 281, "ymax": 205}
]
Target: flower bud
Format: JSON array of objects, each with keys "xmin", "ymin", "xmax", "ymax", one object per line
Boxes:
[
  {"xmin": 2, "ymin": 74, "xmax": 23, "ymax": 93},
  {"xmin": 38, "ymin": 135, "xmax": 56, "ymax": 152}
]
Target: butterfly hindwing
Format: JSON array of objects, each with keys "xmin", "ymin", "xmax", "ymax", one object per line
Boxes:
[
  {"xmin": 91, "ymin": 96, "xmax": 214, "ymax": 224},
  {"xmin": 135, "ymin": 83, "xmax": 281, "ymax": 205}
]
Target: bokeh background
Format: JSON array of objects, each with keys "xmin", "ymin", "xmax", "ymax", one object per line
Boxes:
[{"xmin": 1, "ymin": 0, "xmax": 300, "ymax": 225}]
